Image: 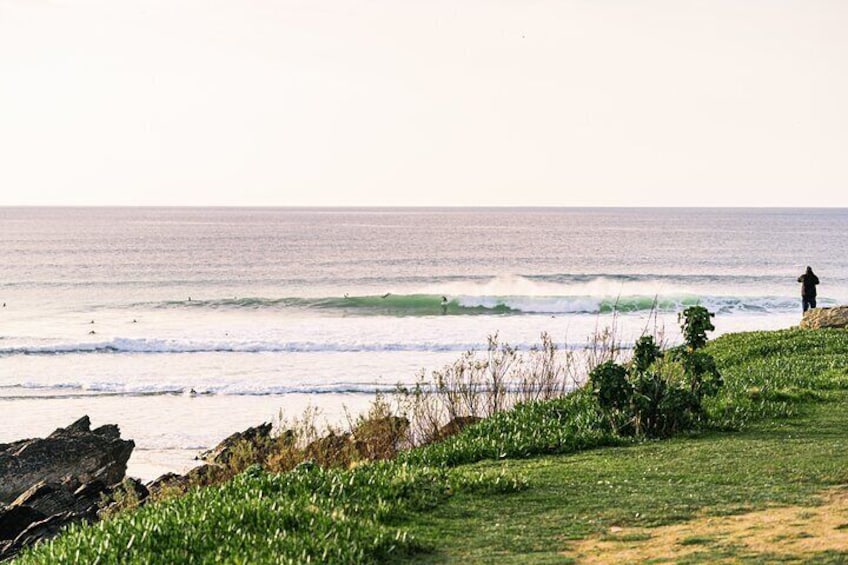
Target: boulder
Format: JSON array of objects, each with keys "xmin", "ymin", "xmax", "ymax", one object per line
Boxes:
[
  {"xmin": 800, "ymin": 306, "xmax": 848, "ymax": 329},
  {"xmin": 0, "ymin": 416, "xmax": 134, "ymax": 505}
]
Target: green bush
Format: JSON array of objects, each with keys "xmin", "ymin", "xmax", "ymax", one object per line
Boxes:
[{"xmin": 587, "ymin": 308, "xmax": 723, "ymax": 438}]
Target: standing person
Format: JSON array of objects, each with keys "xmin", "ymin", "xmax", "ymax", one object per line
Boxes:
[{"xmin": 797, "ymin": 266, "xmax": 820, "ymax": 312}]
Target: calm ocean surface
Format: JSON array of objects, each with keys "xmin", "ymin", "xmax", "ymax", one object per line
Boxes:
[{"xmin": 2, "ymin": 207, "xmax": 846, "ymax": 479}]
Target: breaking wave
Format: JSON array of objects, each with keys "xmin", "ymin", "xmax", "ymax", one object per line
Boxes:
[{"xmin": 144, "ymin": 293, "xmax": 809, "ymax": 316}]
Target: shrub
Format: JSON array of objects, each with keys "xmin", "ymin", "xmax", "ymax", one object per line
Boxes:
[
  {"xmin": 679, "ymin": 305, "xmax": 715, "ymax": 350},
  {"xmin": 588, "ymin": 308, "xmax": 723, "ymax": 438}
]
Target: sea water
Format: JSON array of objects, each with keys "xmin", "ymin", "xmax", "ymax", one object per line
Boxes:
[{"xmin": 1, "ymin": 207, "xmax": 846, "ymax": 479}]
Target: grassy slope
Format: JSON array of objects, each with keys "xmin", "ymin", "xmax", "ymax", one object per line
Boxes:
[
  {"xmin": 16, "ymin": 328, "xmax": 848, "ymax": 564},
  {"xmin": 400, "ymin": 395, "xmax": 848, "ymax": 563},
  {"xmin": 401, "ymin": 329, "xmax": 848, "ymax": 563}
]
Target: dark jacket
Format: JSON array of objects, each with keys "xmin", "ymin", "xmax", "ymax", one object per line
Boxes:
[{"xmin": 798, "ymin": 271, "xmax": 819, "ymax": 297}]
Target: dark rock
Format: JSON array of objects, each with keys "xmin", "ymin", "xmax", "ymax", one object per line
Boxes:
[
  {"xmin": 0, "ymin": 416, "xmax": 134, "ymax": 504},
  {"xmin": 800, "ymin": 306, "xmax": 848, "ymax": 329},
  {"xmin": 436, "ymin": 416, "xmax": 483, "ymax": 441},
  {"xmin": 96, "ymin": 478, "xmax": 150, "ymax": 519},
  {"xmin": 304, "ymin": 433, "xmax": 352, "ymax": 466},
  {"xmin": 198, "ymin": 422, "xmax": 273, "ymax": 467},
  {"xmin": 117, "ymin": 477, "xmax": 149, "ymax": 503},
  {"xmin": 184, "ymin": 464, "xmax": 228, "ymax": 487},
  {"xmin": 145, "ymin": 464, "xmax": 230, "ymax": 497},
  {"xmin": 9, "ymin": 509, "xmax": 95, "ymax": 555},
  {"xmin": 146, "ymin": 472, "xmax": 187, "ymax": 497},
  {"xmin": 0, "ymin": 505, "xmax": 46, "ymax": 541},
  {"xmin": 50, "ymin": 416, "xmax": 92, "ymax": 437},
  {"xmin": 72, "ymin": 479, "xmax": 108, "ymax": 512},
  {"xmin": 10, "ymin": 482, "xmax": 80, "ymax": 518}
]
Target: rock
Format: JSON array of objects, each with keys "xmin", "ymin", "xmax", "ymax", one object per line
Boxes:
[
  {"xmin": 117, "ymin": 477, "xmax": 149, "ymax": 503},
  {"xmin": 6, "ymin": 510, "xmax": 95, "ymax": 558},
  {"xmin": 10, "ymin": 482, "xmax": 83, "ymax": 518},
  {"xmin": 198, "ymin": 422, "xmax": 273, "ymax": 467},
  {"xmin": 146, "ymin": 472, "xmax": 188, "ymax": 498},
  {"xmin": 72, "ymin": 479, "xmax": 108, "ymax": 511},
  {"xmin": 97, "ymin": 478, "xmax": 150, "ymax": 519},
  {"xmin": 305, "ymin": 433, "xmax": 352, "ymax": 466},
  {"xmin": 184, "ymin": 464, "xmax": 229, "ymax": 487},
  {"xmin": 0, "ymin": 416, "xmax": 134, "ymax": 505},
  {"xmin": 0, "ymin": 505, "xmax": 46, "ymax": 541},
  {"xmin": 800, "ymin": 306, "xmax": 848, "ymax": 329},
  {"xmin": 435, "ymin": 416, "xmax": 483, "ymax": 441}
]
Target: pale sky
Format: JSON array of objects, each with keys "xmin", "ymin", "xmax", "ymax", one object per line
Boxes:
[{"xmin": 1, "ymin": 0, "xmax": 846, "ymax": 206}]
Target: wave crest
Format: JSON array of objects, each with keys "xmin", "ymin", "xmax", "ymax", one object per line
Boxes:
[{"xmin": 146, "ymin": 293, "xmax": 808, "ymax": 316}]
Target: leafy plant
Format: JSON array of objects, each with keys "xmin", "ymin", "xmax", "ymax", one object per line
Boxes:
[
  {"xmin": 588, "ymin": 308, "xmax": 722, "ymax": 438},
  {"xmin": 679, "ymin": 305, "xmax": 715, "ymax": 350}
]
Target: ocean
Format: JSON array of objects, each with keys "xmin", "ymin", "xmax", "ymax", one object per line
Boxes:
[{"xmin": 1, "ymin": 207, "xmax": 846, "ymax": 480}]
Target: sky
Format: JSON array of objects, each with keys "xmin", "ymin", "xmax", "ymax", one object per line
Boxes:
[{"xmin": 1, "ymin": 0, "xmax": 847, "ymax": 207}]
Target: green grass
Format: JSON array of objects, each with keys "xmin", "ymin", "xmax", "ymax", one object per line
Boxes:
[
  {"xmin": 398, "ymin": 393, "xmax": 848, "ymax": 563},
  {"xmin": 15, "ymin": 328, "xmax": 848, "ymax": 564},
  {"xmin": 395, "ymin": 328, "xmax": 848, "ymax": 563}
]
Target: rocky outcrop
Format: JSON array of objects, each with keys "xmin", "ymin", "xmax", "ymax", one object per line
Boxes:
[
  {"xmin": 149, "ymin": 424, "xmax": 278, "ymax": 496},
  {"xmin": 0, "ymin": 416, "xmax": 134, "ymax": 561},
  {"xmin": 198, "ymin": 422, "xmax": 272, "ymax": 466},
  {"xmin": 0, "ymin": 416, "xmax": 134, "ymax": 504},
  {"xmin": 800, "ymin": 306, "xmax": 848, "ymax": 329}
]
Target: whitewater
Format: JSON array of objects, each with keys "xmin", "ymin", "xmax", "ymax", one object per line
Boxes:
[{"xmin": 1, "ymin": 207, "xmax": 846, "ymax": 479}]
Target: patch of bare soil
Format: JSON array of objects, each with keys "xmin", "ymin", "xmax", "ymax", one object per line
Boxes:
[{"xmin": 568, "ymin": 487, "xmax": 848, "ymax": 563}]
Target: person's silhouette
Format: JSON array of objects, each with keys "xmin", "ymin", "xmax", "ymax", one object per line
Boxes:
[{"xmin": 797, "ymin": 266, "xmax": 820, "ymax": 313}]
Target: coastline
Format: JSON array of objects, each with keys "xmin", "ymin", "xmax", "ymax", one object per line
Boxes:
[{"xmin": 10, "ymin": 325, "xmax": 848, "ymax": 563}]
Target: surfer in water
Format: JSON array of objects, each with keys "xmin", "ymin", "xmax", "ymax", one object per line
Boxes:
[{"xmin": 441, "ymin": 296, "xmax": 448, "ymax": 314}]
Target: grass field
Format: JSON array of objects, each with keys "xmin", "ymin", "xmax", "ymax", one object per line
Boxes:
[
  {"xmin": 400, "ymin": 328, "xmax": 848, "ymax": 563},
  {"xmin": 400, "ymin": 393, "xmax": 848, "ymax": 563}
]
